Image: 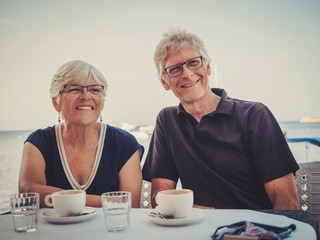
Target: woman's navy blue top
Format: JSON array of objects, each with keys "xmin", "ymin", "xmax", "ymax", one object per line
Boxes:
[{"xmin": 26, "ymin": 124, "xmax": 144, "ymax": 195}]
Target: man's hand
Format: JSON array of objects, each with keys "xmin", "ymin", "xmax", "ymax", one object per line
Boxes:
[
  {"xmin": 151, "ymin": 178, "xmax": 176, "ymax": 208},
  {"xmin": 193, "ymin": 204, "xmax": 215, "ymax": 209}
]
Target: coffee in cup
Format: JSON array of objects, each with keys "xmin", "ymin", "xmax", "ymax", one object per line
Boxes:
[
  {"xmin": 44, "ymin": 190, "xmax": 86, "ymax": 217},
  {"xmin": 155, "ymin": 189, "xmax": 193, "ymax": 218}
]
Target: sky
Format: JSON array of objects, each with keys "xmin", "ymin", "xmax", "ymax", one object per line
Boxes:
[{"xmin": 1, "ymin": 0, "xmax": 320, "ymax": 131}]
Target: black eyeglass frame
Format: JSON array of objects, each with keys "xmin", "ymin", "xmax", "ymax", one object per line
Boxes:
[
  {"xmin": 162, "ymin": 56, "xmax": 204, "ymax": 78},
  {"xmin": 59, "ymin": 84, "xmax": 104, "ymax": 95}
]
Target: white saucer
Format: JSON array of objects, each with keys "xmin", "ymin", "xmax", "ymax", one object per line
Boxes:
[
  {"xmin": 41, "ymin": 207, "xmax": 97, "ymax": 224},
  {"xmin": 147, "ymin": 208, "xmax": 205, "ymax": 226}
]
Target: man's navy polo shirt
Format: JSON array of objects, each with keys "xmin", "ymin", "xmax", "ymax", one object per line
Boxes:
[{"xmin": 142, "ymin": 88, "xmax": 299, "ymax": 209}]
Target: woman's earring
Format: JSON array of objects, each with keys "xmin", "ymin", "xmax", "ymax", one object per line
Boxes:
[
  {"xmin": 58, "ymin": 113, "xmax": 61, "ymax": 123},
  {"xmin": 100, "ymin": 115, "xmax": 102, "ymax": 122}
]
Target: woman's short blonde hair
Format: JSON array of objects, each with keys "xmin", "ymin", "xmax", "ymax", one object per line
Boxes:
[
  {"xmin": 154, "ymin": 29, "xmax": 211, "ymax": 80},
  {"xmin": 50, "ymin": 60, "xmax": 108, "ymax": 104}
]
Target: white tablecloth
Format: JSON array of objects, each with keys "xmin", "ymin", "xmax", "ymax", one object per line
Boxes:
[{"xmin": 0, "ymin": 208, "xmax": 316, "ymax": 240}]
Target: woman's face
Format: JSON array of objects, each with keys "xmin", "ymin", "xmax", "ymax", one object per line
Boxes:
[{"xmin": 53, "ymin": 77, "xmax": 104, "ymax": 126}]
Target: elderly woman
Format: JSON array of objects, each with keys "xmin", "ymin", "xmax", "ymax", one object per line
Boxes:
[{"xmin": 19, "ymin": 60, "xmax": 144, "ymax": 208}]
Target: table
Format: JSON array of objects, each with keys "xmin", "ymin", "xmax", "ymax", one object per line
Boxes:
[{"xmin": 0, "ymin": 208, "xmax": 317, "ymax": 240}]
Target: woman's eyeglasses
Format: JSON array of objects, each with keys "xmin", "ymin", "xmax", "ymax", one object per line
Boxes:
[{"xmin": 59, "ymin": 84, "xmax": 104, "ymax": 95}]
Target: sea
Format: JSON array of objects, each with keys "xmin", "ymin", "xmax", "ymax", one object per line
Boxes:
[{"xmin": 0, "ymin": 121, "xmax": 319, "ymax": 213}]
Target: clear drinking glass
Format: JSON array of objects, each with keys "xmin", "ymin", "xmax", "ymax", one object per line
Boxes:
[
  {"xmin": 101, "ymin": 191, "xmax": 131, "ymax": 232},
  {"xmin": 10, "ymin": 192, "xmax": 39, "ymax": 232}
]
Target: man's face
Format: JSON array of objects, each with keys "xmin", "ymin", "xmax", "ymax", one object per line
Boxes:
[{"xmin": 161, "ymin": 44, "xmax": 211, "ymax": 105}]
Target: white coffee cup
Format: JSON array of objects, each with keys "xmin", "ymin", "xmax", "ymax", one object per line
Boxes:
[
  {"xmin": 44, "ymin": 190, "xmax": 86, "ymax": 217},
  {"xmin": 155, "ymin": 189, "xmax": 193, "ymax": 218}
]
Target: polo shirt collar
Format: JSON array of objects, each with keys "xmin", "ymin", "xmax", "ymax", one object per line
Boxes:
[{"xmin": 177, "ymin": 88, "xmax": 234, "ymax": 117}]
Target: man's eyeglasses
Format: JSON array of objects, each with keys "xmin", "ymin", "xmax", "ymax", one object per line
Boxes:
[
  {"xmin": 59, "ymin": 84, "xmax": 104, "ymax": 95},
  {"xmin": 163, "ymin": 56, "xmax": 203, "ymax": 78}
]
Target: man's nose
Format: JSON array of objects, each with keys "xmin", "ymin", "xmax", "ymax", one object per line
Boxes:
[{"xmin": 180, "ymin": 64, "xmax": 193, "ymax": 78}]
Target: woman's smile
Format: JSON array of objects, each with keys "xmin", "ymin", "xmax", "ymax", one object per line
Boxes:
[{"xmin": 75, "ymin": 105, "xmax": 94, "ymax": 110}]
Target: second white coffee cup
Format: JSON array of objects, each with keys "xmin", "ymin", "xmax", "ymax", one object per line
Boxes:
[
  {"xmin": 155, "ymin": 189, "xmax": 193, "ymax": 218},
  {"xmin": 44, "ymin": 189, "xmax": 86, "ymax": 217}
]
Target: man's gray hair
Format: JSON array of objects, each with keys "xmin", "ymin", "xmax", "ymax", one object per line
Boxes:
[{"xmin": 154, "ymin": 29, "xmax": 211, "ymax": 80}]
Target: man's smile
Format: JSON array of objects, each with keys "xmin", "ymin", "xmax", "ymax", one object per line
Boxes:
[{"xmin": 181, "ymin": 79, "xmax": 200, "ymax": 88}]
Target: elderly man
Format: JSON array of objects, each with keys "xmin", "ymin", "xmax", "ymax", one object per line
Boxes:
[{"xmin": 142, "ymin": 29, "xmax": 300, "ymax": 210}]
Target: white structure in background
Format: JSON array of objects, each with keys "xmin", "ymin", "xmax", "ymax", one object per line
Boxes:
[
  {"xmin": 119, "ymin": 122, "xmax": 136, "ymax": 131},
  {"xmin": 138, "ymin": 125, "xmax": 154, "ymax": 135},
  {"xmin": 119, "ymin": 122, "xmax": 154, "ymax": 140},
  {"xmin": 213, "ymin": 63, "xmax": 221, "ymax": 88},
  {"xmin": 129, "ymin": 130, "xmax": 149, "ymax": 140},
  {"xmin": 300, "ymin": 116, "xmax": 320, "ymax": 123}
]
